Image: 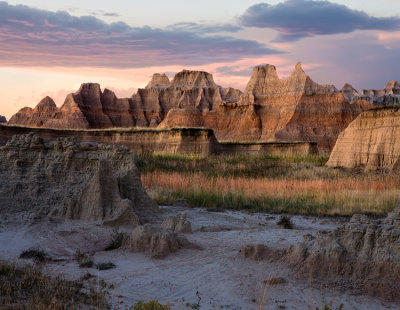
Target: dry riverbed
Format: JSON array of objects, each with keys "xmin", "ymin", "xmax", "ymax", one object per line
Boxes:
[{"xmin": 0, "ymin": 206, "xmax": 398, "ymax": 310}]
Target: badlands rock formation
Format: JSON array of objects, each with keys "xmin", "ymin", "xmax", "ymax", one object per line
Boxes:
[
  {"xmin": 238, "ymin": 244, "xmax": 283, "ymax": 262},
  {"xmin": 0, "ymin": 115, "xmax": 6, "ymax": 123},
  {"xmin": 161, "ymin": 212, "xmax": 192, "ymax": 234},
  {"xmin": 341, "ymin": 80, "xmax": 400, "ymax": 105},
  {"xmin": 0, "ymin": 133, "xmax": 157, "ymax": 225},
  {"xmin": 285, "ymin": 209, "xmax": 400, "ymax": 301},
  {"xmin": 160, "ymin": 63, "xmax": 372, "ymax": 152},
  {"xmin": 123, "ymin": 224, "xmax": 197, "ymax": 258},
  {"xmin": 9, "ymin": 64, "xmax": 373, "ymax": 152},
  {"xmin": 327, "ymin": 107, "xmax": 400, "ymax": 171}
]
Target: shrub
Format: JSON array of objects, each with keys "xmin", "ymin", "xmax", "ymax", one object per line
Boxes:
[
  {"xmin": 96, "ymin": 262, "xmax": 116, "ymax": 271},
  {"xmin": 277, "ymin": 215, "xmax": 293, "ymax": 229},
  {"xmin": 133, "ymin": 300, "xmax": 171, "ymax": 310},
  {"xmin": 74, "ymin": 250, "xmax": 94, "ymax": 268},
  {"xmin": 19, "ymin": 248, "xmax": 49, "ymax": 263}
]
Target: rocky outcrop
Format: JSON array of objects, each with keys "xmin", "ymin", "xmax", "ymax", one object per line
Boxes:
[
  {"xmin": 9, "ymin": 64, "xmax": 374, "ymax": 152},
  {"xmin": 342, "ymin": 80, "xmax": 400, "ymax": 106},
  {"xmin": 327, "ymin": 107, "xmax": 400, "ymax": 171},
  {"xmin": 160, "ymin": 63, "xmax": 372, "ymax": 152},
  {"xmin": 123, "ymin": 224, "xmax": 197, "ymax": 258},
  {"xmin": 0, "ymin": 125, "xmax": 221, "ymax": 156},
  {"xmin": 161, "ymin": 213, "xmax": 192, "ymax": 233},
  {"xmin": 0, "ymin": 115, "xmax": 6, "ymax": 123},
  {"xmin": 238, "ymin": 244, "xmax": 283, "ymax": 262},
  {"xmin": 0, "ymin": 133, "xmax": 158, "ymax": 225},
  {"xmin": 284, "ymin": 209, "xmax": 400, "ymax": 301}
]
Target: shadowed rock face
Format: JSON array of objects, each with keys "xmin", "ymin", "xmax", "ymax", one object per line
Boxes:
[
  {"xmin": 0, "ymin": 133, "xmax": 158, "ymax": 226},
  {"xmin": 284, "ymin": 209, "xmax": 400, "ymax": 301},
  {"xmin": 8, "ymin": 65, "xmax": 374, "ymax": 152},
  {"xmin": 0, "ymin": 115, "xmax": 6, "ymax": 123},
  {"xmin": 327, "ymin": 107, "xmax": 400, "ymax": 171},
  {"xmin": 342, "ymin": 80, "xmax": 400, "ymax": 106}
]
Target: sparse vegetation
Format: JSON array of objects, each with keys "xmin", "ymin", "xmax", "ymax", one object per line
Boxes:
[
  {"xmin": 105, "ymin": 231, "xmax": 126, "ymax": 251},
  {"xmin": 96, "ymin": 262, "xmax": 116, "ymax": 271},
  {"xmin": 133, "ymin": 300, "xmax": 171, "ymax": 310},
  {"xmin": 0, "ymin": 261, "xmax": 111, "ymax": 309},
  {"xmin": 277, "ymin": 215, "xmax": 293, "ymax": 229},
  {"xmin": 74, "ymin": 249, "xmax": 94, "ymax": 268},
  {"xmin": 137, "ymin": 153, "xmax": 400, "ymax": 216},
  {"xmin": 19, "ymin": 248, "xmax": 49, "ymax": 263}
]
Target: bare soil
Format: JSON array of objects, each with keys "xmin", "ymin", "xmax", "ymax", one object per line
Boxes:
[{"xmin": 0, "ymin": 207, "xmax": 398, "ymax": 310}]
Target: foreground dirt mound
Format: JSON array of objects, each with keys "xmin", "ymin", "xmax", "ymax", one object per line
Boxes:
[
  {"xmin": 238, "ymin": 244, "xmax": 284, "ymax": 262},
  {"xmin": 285, "ymin": 209, "xmax": 400, "ymax": 301},
  {"xmin": 161, "ymin": 212, "xmax": 192, "ymax": 233},
  {"xmin": 123, "ymin": 224, "xmax": 198, "ymax": 258},
  {"xmin": 327, "ymin": 107, "xmax": 400, "ymax": 171},
  {"xmin": 0, "ymin": 133, "xmax": 158, "ymax": 225}
]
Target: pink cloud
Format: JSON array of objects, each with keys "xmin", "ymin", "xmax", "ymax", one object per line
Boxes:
[{"xmin": 7, "ymin": 19, "xmax": 34, "ymax": 27}]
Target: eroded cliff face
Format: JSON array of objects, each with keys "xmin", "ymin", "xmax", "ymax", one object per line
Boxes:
[
  {"xmin": 284, "ymin": 209, "xmax": 400, "ymax": 301},
  {"xmin": 327, "ymin": 107, "xmax": 400, "ymax": 171},
  {"xmin": 342, "ymin": 80, "xmax": 400, "ymax": 106},
  {"xmin": 0, "ymin": 133, "xmax": 158, "ymax": 225},
  {"xmin": 8, "ymin": 64, "xmax": 373, "ymax": 151},
  {"xmin": 159, "ymin": 63, "xmax": 372, "ymax": 152}
]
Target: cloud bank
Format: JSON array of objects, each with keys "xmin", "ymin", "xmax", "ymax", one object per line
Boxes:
[
  {"xmin": 240, "ymin": 0, "xmax": 400, "ymax": 41},
  {"xmin": 0, "ymin": 1, "xmax": 279, "ymax": 68}
]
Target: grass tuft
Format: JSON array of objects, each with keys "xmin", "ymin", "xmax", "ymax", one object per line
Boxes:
[{"xmin": 0, "ymin": 261, "xmax": 111, "ymax": 309}]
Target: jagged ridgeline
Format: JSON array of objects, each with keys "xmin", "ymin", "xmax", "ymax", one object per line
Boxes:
[{"xmin": 10, "ymin": 63, "xmax": 399, "ymax": 152}]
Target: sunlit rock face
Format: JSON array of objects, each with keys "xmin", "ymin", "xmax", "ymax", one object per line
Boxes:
[
  {"xmin": 8, "ymin": 64, "xmax": 375, "ymax": 152},
  {"xmin": 327, "ymin": 106, "xmax": 400, "ymax": 171}
]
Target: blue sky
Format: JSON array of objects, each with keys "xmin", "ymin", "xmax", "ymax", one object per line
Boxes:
[{"xmin": 1, "ymin": 0, "xmax": 400, "ymax": 118}]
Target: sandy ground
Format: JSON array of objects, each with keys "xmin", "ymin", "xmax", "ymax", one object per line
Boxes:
[{"xmin": 0, "ymin": 206, "xmax": 398, "ymax": 310}]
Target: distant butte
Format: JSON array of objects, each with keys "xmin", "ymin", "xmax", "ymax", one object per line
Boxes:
[{"xmin": 8, "ymin": 63, "xmax": 387, "ymax": 153}]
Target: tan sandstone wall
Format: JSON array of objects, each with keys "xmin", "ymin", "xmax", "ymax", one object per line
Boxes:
[
  {"xmin": 0, "ymin": 125, "xmax": 219, "ymax": 156},
  {"xmin": 0, "ymin": 125, "xmax": 318, "ymax": 156},
  {"xmin": 327, "ymin": 107, "xmax": 400, "ymax": 171}
]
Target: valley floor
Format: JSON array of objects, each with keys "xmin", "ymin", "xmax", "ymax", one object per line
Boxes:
[{"xmin": 1, "ymin": 206, "xmax": 398, "ymax": 309}]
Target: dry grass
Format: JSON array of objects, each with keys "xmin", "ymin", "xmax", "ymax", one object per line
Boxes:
[
  {"xmin": 138, "ymin": 154, "xmax": 400, "ymax": 216},
  {"xmin": 0, "ymin": 261, "xmax": 112, "ymax": 309}
]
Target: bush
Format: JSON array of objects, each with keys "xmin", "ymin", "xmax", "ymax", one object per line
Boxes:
[
  {"xmin": 277, "ymin": 215, "xmax": 293, "ymax": 229},
  {"xmin": 133, "ymin": 300, "xmax": 171, "ymax": 310},
  {"xmin": 74, "ymin": 250, "xmax": 94, "ymax": 268},
  {"xmin": 19, "ymin": 248, "xmax": 49, "ymax": 263},
  {"xmin": 0, "ymin": 262, "xmax": 110, "ymax": 309},
  {"xmin": 96, "ymin": 262, "xmax": 116, "ymax": 271}
]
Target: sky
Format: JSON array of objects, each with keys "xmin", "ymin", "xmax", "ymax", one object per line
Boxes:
[{"xmin": 1, "ymin": 0, "xmax": 400, "ymax": 118}]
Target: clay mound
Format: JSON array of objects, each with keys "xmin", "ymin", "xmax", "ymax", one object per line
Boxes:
[
  {"xmin": 123, "ymin": 224, "xmax": 198, "ymax": 258},
  {"xmin": 161, "ymin": 213, "xmax": 192, "ymax": 234},
  {"xmin": 284, "ymin": 209, "xmax": 400, "ymax": 301},
  {"xmin": 238, "ymin": 244, "xmax": 284, "ymax": 262},
  {"xmin": 0, "ymin": 115, "xmax": 6, "ymax": 123},
  {"xmin": 327, "ymin": 107, "xmax": 400, "ymax": 171},
  {"xmin": 0, "ymin": 133, "xmax": 158, "ymax": 226}
]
